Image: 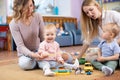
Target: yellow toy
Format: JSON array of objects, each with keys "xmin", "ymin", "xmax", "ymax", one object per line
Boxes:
[{"xmin": 83, "ymin": 62, "xmax": 93, "ymax": 72}]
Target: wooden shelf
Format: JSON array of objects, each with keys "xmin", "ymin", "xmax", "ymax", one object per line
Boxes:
[{"xmin": 7, "ymin": 16, "xmax": 78, "ymax": 28}]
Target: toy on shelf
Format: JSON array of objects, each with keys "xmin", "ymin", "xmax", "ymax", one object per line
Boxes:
[
  {"xmin": 71, "ymin": 51, "xmax": 80, "ymax": 56},
  {"xmin": 83, "ymin": 62, "xmax": 93, "ymax": 72},
  {"xmin": 79, "ymin": 58, "xmax": 86, "ymax": 65}
]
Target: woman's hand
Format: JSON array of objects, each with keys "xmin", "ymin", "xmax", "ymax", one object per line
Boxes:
[{"xmin": 31, "ymin": 52, "xmax": 43, "ymax": 61}]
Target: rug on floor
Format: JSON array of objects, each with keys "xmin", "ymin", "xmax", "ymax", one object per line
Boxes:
[{"xmin": 0, "ymin": 63, "xmax": 120, "ymax": 80}]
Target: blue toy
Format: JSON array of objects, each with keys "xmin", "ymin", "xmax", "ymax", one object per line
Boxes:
[{"xmin": 86, "ymin": 71, "xmax": 92, "ymax": 75}]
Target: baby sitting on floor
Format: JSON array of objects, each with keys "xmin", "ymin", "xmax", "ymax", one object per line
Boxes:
[{"xmin": 37, "ymin": 24, "xmax": 79, "ymax": 76}]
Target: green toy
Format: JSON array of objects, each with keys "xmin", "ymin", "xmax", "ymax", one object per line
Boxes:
[{"xmin": 79, "ymin": 58, "xmax": 86, "ymax": 64}]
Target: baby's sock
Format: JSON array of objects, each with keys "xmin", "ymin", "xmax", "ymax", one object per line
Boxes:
[
  {"xmin": 43, "ymin": 67, "xmax": 55, "ymax": 76},
  {"xmin": 64, "ymin": 58, "xmax": 79, "ymax": 69},
  {"xmin": 102, "ymin": 66, "xmax": 113, "ymax": 76},
  {"xmin": 73, "ymin": 58, "xmax": 79, "ymax": 69}
]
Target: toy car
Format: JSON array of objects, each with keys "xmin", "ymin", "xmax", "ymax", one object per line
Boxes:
[{"xmin": 84, "ymin": 62, "xmax": 93, "ymax": 72}]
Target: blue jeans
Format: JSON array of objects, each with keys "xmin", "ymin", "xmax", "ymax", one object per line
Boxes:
[
  {"xmin": 18, "ymin": 56, "xmax": 37, "ymax": 70},
  {"xmin": 37, "ymin": 61, "xmax": 63, "ymax": 70},
  {"xmin": 18, "ymin": 52, "xmax": 73, "ymax": 70}
]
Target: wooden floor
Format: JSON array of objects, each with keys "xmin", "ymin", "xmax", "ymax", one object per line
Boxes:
[
  {"xmin": 0, "ymin": 51, "xmax": 17, "ymax": 66},
  {"xmin": 0, "ymin": 51, "xmax": 17, "ymax": 60}
]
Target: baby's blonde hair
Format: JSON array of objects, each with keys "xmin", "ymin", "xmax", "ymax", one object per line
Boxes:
[
  {"xmin": 104, "ymin": 23, "xmax": 120, "ymax": 38},
  {"xmin": 44, "ymin": 24, "xmax": 57, "ymax": 33}
]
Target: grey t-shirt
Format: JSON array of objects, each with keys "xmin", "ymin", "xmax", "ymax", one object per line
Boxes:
[
  {"xmin": 98, "ymin": 40, "xmax": 120, "ymax": 57},
  {"xmin": 9, "ymin": 13, "xmax": 44, "ymax": 57}
]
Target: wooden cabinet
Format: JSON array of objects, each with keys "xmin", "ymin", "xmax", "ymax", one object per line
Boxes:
[
  {"xmin": 43, "ymin": 16, "xmax": 77, "ymax": 28},
  {"xmin": 0, "ymin": 24, "xmax": 12, "ymax": 51}
]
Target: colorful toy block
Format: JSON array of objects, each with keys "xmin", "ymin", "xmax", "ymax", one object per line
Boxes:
[{"xmin": 53, "ymin": 69, "xmax": 71, "ymax": 76}]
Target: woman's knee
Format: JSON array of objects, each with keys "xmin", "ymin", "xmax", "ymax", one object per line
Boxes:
[
  {"xmin": 85, "ymin": 54, "xmax": 98, "ymax": 62},
  {"xmin": 18, "ymin": 56, "xmax": 37, "ymax": 70}
]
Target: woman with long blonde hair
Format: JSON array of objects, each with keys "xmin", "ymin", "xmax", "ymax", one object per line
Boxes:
[{"xmin": 78, "ymin": 0, "xmax": 120, "ymax": 59}]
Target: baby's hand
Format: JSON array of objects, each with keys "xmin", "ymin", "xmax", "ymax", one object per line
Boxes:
[
  {"xmin": 49, "ymin": 53, "xmax": 55, "ymax": 57},
  {"xmin": 58, "ymin": 60, "xmax": 64, "ymax": 64},
  {"xmin": 97, "ymin": 56, "xmax": 105, "ymax": 62},
  {"xmin": 38, "ymin": 51, "xmax": 49, "ymax": 58}
]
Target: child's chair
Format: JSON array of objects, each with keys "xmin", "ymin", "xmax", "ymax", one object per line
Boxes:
[{"xmin": 63, "ymin": 22, "xmax": 83, "ymax": 45}]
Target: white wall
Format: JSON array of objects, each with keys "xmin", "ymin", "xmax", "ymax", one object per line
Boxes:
[
  {"xmin": 0, "ymin": 0, "xmax": 7, "ymax": 23},
  {"xmin": 56, "ymin": 0, "xmax": 72, "ymax": 17},
  {"xmin": 71, "ymin": 0, "xmax": 83, "ymax": 21},
  {"xmin": 55, "ymin": 0, "xmax": 83, "ymax": 22}
]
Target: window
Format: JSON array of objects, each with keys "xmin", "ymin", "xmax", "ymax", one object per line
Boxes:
[{"xmin": 7, "ymin": 0, "xmax": 55, "ymax": 16}]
